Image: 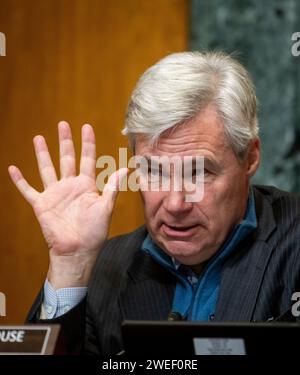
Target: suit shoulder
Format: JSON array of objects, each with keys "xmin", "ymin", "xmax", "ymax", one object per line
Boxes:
[
  {"xmin": 105, "ymin": 225, "xmax": 147, "ymax": 253},
  {"xmin": 253, "ymin": 185, "xmax": 300, "ymax": 208},
  {"xmin": 92, "ymin": 225, "xmax": 147, "ymax": 272},
  {"xmin": 253, "ymin": 185, "xmax": 300, "ymax": 233},
  {"xmin": 87, "ymin": 226, "xmax": 147, "ymax": 299}
]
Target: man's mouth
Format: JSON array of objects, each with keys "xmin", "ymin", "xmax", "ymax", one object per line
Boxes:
[{"xmin": 161, "ymin": 223, "xmax": 199, "ymax": 238}]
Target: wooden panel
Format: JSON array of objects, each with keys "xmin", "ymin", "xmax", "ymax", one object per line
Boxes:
[{"xmin": 0, "ymin": 0, "xmax": 188, "ymax": 323}]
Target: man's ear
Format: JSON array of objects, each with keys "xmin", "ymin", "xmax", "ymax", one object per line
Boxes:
[{"xmin": 246, "ymin": 138, "xmax": 260, "ymax": 177}]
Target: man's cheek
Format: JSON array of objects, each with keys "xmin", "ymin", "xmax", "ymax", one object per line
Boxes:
[
  {"xmin": 143, "ymin": 192, "xmax": 163, "ymax": 210},
  {"xmin": 196, "ymin": 191, "xmax": 217, "ymax": 214},
  {"xmin": 142, "ymin": 201, "xmax": 160, "ymax": 225},
  {"xmin": 201, "ymin": 184, "xmax": 218, "ymax": 201}
]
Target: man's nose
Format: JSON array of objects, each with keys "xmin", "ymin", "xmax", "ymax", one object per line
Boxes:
[{"xmin": 163, "ymin": 190, "xmax": 193, "ymax": 215}]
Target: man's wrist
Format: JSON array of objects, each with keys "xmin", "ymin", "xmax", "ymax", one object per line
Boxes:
[
  {"xmin": 47, "ymin": 253, "xmax": 97, "ymax": 289},
  {"xmin": 42, "ymin": 279, "xmax": 88, "ymax": 319}
]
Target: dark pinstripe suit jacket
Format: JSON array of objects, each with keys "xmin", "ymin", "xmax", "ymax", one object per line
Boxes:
[{"xmin": 28, "ymin": 185, "xmax": 300, "ymax": 355}]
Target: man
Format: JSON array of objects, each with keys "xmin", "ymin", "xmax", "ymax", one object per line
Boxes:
[{"xmin": 8, "ymin": 51, "xmax": 300, "ymax": 355}]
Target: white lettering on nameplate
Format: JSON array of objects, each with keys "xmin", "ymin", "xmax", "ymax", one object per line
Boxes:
[{"xmin": 193, "ymin": 337, "xmax": 246, "ymax": 355}]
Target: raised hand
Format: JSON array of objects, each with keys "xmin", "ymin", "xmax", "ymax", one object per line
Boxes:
[{"xmin": 8, "ymin": 121, "xmax": 127, "ymax": 288}]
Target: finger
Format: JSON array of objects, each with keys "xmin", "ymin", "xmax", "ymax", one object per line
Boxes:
[
  {"xmin": 33, "ymin": 135, "xmax": 58, "ymax": 188},
  {"xmin": 8, "ymin": 165, "xmax": 39, "ymax": 205},
  {"xmin": 58, "ymin": 121, "xmax": 76, "ymax": 178},
  {"xmin": 80, "ymin": 124, "xmax": 96, "ymax": 179},
  {"xmin": 102, "ymin": 168, "xmax": 128, "ymax": 206}
]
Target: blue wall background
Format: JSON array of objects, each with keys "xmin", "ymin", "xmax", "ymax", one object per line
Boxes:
[{"xmin": 190, "ymin": 0, "xmax": 300, "ymax": 192}]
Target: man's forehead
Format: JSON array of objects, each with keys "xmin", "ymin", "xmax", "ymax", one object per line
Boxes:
[
  {"xmin": 134, "ymin": 105, "xmax": 228, "ymax": 153},
  {"xmin": 135, "ymin": 128, "xmax": 228, "ymax": 157}
]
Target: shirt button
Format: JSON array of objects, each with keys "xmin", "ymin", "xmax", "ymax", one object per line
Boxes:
[{"xmin": 46, "ymin": 305, "xmax": 53, "ymax": 314}]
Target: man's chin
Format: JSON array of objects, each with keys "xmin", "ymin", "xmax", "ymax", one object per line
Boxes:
[{"xmin": 160, "ymin": 239, "xmax": 202, "ymax": 263}]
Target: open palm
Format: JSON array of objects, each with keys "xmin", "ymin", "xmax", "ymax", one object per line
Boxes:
[{"xmin": 8, "ymin": 121, "xmax": 127, "ymax": 287}]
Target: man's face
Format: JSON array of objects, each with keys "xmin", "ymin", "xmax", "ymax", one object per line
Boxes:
[{"xmin": 135, "ymin": 104, "xmax": 260, "ymax": 266}]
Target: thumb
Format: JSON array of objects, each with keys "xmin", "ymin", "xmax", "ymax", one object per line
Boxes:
[{"xmin": 102, "ymin": 167, "xmax": 129, "ymax": 203}]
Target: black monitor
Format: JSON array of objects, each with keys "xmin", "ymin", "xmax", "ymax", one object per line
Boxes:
[{"xmin": 121, "ymin": 320, "xmax": 300, "ymax": 355}]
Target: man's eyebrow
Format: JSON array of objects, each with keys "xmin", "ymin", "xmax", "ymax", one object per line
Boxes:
[
  {"xmin": 142, "ymin": 156, "xmax": 168, "ymax": 166},
  {"xmin": 140, "ymin": 156, "xmax": 160, "ymax": 170},
  {"xmin": 204, "ymin": 157, "xmax": 222, "ymax": 171},
  {"xmin": 139, "ymin": 155, "xmax": 222, "ymax": 170}
]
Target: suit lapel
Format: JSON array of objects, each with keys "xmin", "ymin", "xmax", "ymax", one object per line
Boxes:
[
  {"xmin": 215, "ymin": 186, "xmax": 277, "ymax": 321},
  {"xmin": 215, "ymin": 239, "xmax": 275, "ymax": 321},
  {"xmin": 119, "ymin": 251, "xmax": 176, "ymax": 321}
]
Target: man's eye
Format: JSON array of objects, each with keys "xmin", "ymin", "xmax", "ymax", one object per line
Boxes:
[
  {"xmin": 191, "ymin": 169, "xmax": 207, "ymax": 176},
  {"xmin": 148, "ymin": 168, "xmax": 160, "ymax": 176}
]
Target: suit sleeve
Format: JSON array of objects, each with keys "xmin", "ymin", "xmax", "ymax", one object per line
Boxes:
[{"xmin": 26, "ymin": 288, "xmax": 93, "ymax": 354}]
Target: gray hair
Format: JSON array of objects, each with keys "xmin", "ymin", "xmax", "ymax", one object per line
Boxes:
[{"xmin": 122, "ymin": 51, "xmax": 258, "ymax": 158}]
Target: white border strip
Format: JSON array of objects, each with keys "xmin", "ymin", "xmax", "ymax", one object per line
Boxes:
[{"xmin": 0, "ymin": 326, "xmax": 51, "ymax": 355}]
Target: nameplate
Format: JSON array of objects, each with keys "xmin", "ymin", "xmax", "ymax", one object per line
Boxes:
[
  {"xmin": 0, "ymin": 325, "xmax": 60, "ymax": 355},
  {"xmin": 193, "ymin": 337, "xmax": 246, "ymax": 355}
]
